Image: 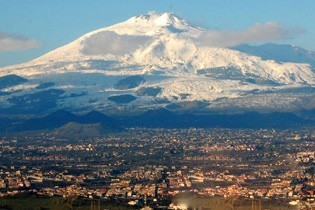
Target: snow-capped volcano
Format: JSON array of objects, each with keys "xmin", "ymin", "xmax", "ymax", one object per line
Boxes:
[
  {"xmin": 1, "ymin": 12, "xmax": 315, "ymax": 115},
  {"xmin": 24, "ymin": 13, "xmax": 201, "ymax": 64}
]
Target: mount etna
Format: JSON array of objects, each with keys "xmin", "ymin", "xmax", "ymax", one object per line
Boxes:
[{"xmin": 1, "ymin": 13, "xmax": 315, "ymax": 132}]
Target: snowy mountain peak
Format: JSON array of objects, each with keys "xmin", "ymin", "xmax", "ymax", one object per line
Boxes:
[
  {"xmin": 127, "ymin": 12, "xmax": 187, "ymax": 27},
  {"xmin": 154, "ymin": 13, "xmax": 182, "ymax": 26},
  {"xmin": 106, "ymin": 12, "xmax": 200, "ymax": 37}
]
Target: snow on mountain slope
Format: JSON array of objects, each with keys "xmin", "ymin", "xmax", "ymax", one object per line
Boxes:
[{"xmin": 0, "ymin": 12, "xmax": 315, "ymax": 115}]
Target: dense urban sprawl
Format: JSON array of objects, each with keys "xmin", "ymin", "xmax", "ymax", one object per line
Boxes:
[{"xmin": 0, "ymin": 128, "xmax": 314, "ymax": 209}]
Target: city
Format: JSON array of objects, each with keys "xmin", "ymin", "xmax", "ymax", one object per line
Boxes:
[{"xmin": 0, "ymin": 128, "xmax": 314, "ymax": 209}]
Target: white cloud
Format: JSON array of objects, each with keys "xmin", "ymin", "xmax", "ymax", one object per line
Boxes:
[
  {"xmin": 82, "ymin": 31, "xmax": 152, "ymax": 55},
  {"xmin": 0, "ymin": 31, "xmax": 40, "ymax": 52},
  {"xmin": 197, "ymin": 22, "xmax": 300, "ymax": 48}
]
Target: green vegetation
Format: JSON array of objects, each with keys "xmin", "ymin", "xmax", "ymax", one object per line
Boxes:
[{"xmin": 0, "ymin": 193, "xmax": 133, "ymax": 210}]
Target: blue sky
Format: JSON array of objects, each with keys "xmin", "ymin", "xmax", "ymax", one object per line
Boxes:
[{"xmin": 0, "ymin": 0, "xmax": 314, "ymax": 67}]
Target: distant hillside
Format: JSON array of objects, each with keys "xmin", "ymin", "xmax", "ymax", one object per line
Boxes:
[
  {"xmin": 0, "ymin": 74, "xmax": 27, "ymax": 90},
  {"xmin": 0, "ymin": 109, "xmax": 313, "ymax": 135},
  {"xmin": 16, "ymin": 110, "xmax": 121, "ymax": 132},
  {"xmin": 50, "ymin": 122, "xmax": 112, "ymax": 138},
  {"xmin": 120, "ymin": 108, "xmax": 314, "ymax": 129}
]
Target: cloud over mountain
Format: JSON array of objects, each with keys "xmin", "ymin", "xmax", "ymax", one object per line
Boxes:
[
  {"xmin": 197, "ymin": 22, "xmax": 299, "ymax": 48},
  {"xmin": 82, "ymin": 31, "xmax": 152, "ymax": 55},
  {"xmin": 0, "ymin": 31, "xmax": 39, "ymax": 52}
]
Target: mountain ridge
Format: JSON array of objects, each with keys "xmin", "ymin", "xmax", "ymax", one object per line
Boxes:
[
  {"xmin": 0, "ymin": 109, "xmax": 313, "ymax": 133},
  {"xmin": 232, "ymin": 43, "xmax": 315, "ymax": 67}
]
